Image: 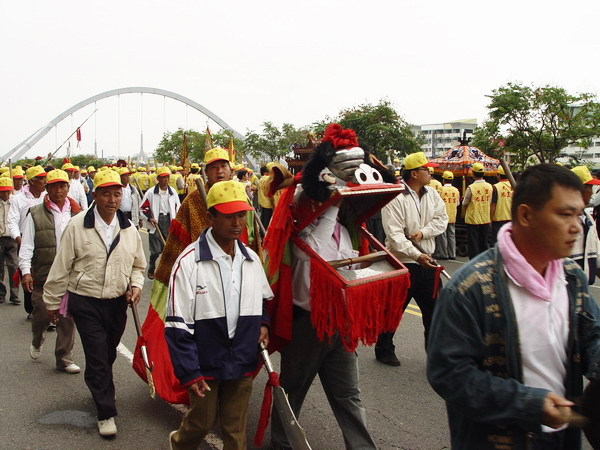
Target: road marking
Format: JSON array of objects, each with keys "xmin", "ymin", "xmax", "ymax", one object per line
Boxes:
[{"xmin": 117, "ymin": 342, "xmax": 224, "ymax": 449}]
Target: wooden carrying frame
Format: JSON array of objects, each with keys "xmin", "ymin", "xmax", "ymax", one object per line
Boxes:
[{"xmin": 291, "ymin": 183, "xmax": 411, "ymax": 351}]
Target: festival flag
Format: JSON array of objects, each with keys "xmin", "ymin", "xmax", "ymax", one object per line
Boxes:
[
  {"xmin": 205, "ymin": 126, "xmax": 213, "ymax": 150},
  {"xmin": 228, "ymin": 135, "xmax": 236, "ymax": 163}
]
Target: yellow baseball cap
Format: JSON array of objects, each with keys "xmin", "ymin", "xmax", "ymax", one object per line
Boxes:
[
  {"xmin": 93, "ymin": 169, "xmax": 123, "ymax": 190},
  {"xmin": 87, "ymin": 166, "xmax": 97, "ymax": 173},
  {"xmin": 0, "ymin": 167, "xmax": 9, "ymax": 174},
  {"xmin": 207, "ymin": 180, "xmax": 253, "ymax": 214},
  {"xmin": 497, "ymin": 166, "xmax": 505, "ymax": 176},
  {"xmin": 156, "ymin": 166, "xmax": 171, "ymax": 177},
  {"xmin": 0, "ymin": 177, "xmax": 13, "ymax": 191},
  {"xmin": 149, "ymin": 166, "xmax": 156, "ymax": 172},
  {"xmin": 403, "ymin": 152, "xmax": 438, "ymax": 170},
  {"xmin": 11, "ymin": 168, "xmax": 25, "ymax": 179},
  {"xmin": 117, "ymin": 167, "xmax": 132, "ymax": 176},
  {"xmin": 46, "ymin": 169, "xmax": 69, "ymax": 184},
  {"xmin": 26, "ymin": 166, "xmax": 47, "ymax": 180},
  {"xmin": 443, "ymin": 171, "xmax": 454, "ymax": 180},
  {"xmin": 571, "ymin": 166, "xmax": 600, "ymax": 185},
  {"xmin": 472, "ymin": 162, "xmax": 485, "ymax": 173},
  {"xmin": 204, "ymin": 148, "xmax": 231, "ymax": 166},
  {"xmin": 61, "ymin": 163, "xmax": 76, "ymax": 171},
  {"xmin": 191, "ymin": 163, "xmax": 200, "ymax": 169}
]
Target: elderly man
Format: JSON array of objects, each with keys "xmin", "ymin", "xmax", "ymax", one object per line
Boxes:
[
  {"xmin": 0, "ymin": 177, "xmax": 19, "ymax": 305},
  {"xmin": 8, "ymin": 165, "xmax": 47, "ymax": 316},
  {"xmin": 118, "ymin": 167, "xmax": 142, "ymax": 228},
  {"xmin": 61, "ymin": 163, "xmax": 88, "ymax": 209},
  {"xmin": 20, "ymin": 169, "xmax": 81, "ymax": 373},
  {"xmin": 375, "ymin": 152, "xmax": 448, "ymax": 366},
  {"xmin": 140, "ymin": 167, "xmax": 180, "ymax": 279},
  {"xmin": 428, "ymin": 164, "xmax": 600, "ymax": 449},
  {"xmin": 43, "ymin": 169, "xmax": 146, "ymax": 437}
]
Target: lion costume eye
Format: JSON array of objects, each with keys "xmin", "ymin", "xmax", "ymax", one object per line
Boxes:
[{"xmin": 354, "ymin": 164, "xmax": 382, "ymax": 184}]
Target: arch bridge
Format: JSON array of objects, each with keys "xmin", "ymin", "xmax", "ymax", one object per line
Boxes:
[{"xmin": 3, "ymin": 87, "xmax": 250, "ymax": 166}]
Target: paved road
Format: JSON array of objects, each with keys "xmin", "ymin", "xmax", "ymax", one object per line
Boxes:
[{"xmin": 1, "ymin": 233, "xmax": 597, "ymax": 449}]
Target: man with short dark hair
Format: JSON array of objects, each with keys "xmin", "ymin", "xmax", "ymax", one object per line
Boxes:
[
  {"xmin": 375, "ymin": 152, "xmax": 448, "ymax": 366},
  {"xmin": 257, "ymin": 165, "xmax": 274, "ymax": 229},
  {"xmin": 428, "ymin": 163, "xmax": 600, "ymax": 449}
]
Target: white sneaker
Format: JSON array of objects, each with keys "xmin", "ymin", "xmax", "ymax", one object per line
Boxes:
[
  {"xmin": 98, "ymin": 417, "xmax": 117, "ymax": 436},
  {"xmin": 59, "ymin": 363, "xmax": 81, "ymax": 374},
  {"xmin": 30, "ymin": 344, "xmax": 41, "ymax": 360}
]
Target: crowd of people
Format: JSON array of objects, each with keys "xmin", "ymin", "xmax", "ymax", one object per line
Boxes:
[{"xmin": 1, "ymin": 133, "xmax": 600, "ymax": 450}]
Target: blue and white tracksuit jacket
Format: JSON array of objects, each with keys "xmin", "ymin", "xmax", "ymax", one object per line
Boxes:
[{"xmin": 165, "ymin": 229, "xmax": 272, "ymax": 387}]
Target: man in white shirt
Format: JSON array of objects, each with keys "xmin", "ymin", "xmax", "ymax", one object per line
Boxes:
[
  {"xmin": 117, "ymin": 167, "xmax": 141, "ymax": 228},
  {"xmin": 375, "ymin": 152, "xmax": 448, "ymax": 366},
  {"xmin": 20, "ymin": 169, "xmax": 81, "ymax": 374},
  {"xmin": 61, "ymin": 163, "xmax": 88, "ymax": 210},
  {"xmin": 140, "ymin": 166, "xmax": 180, "ymax": 279},
  {"xmin": 11, "ymin": 168, "xmax": 25, "ymax": 195},
  {"xmin": 427, "ymin": 164, "xmax": 600, "ymax": 449},
  {"xmin": 0, "ymin": 177, "xmax": 19, "ymax": 304},
  {"xmin": 8, "ymin": 165, "xmax": 47, "ymax": 316}
]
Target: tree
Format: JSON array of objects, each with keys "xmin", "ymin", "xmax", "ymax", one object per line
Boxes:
[
  {"xmin": 336, "ymin": 100, "xmax": 422, "ymax": 162},
  {"xmin": 244, "ymin": 122, "xmax": 310, "ymax": 163},
  {"xmin": 153, "ymin": 128, "xmax": 244, "ymax": 164},
  {"xmin": 474, "ymin": 82, "xmax": 600, "ymax": 168}
]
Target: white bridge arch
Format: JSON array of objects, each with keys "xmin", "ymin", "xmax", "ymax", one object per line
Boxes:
[{"xmin": 3, "ymin": 87, "xmax": 245, "ymax": 163}]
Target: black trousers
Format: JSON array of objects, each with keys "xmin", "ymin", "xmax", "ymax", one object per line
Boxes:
[
  {"xmin": 467, "ymin": 223, "xmax": 490, "ymax": 259},
  {"xmin": 376, "ymin": 263, "xmax": 439, "ymax": 355},
  {"xmin": 260, "ymin": 207, "xmax": 272, "ymax": 230},
  {"xmin": 68, "ymin": 292, "xmax": 128, "ymax": 420},
  {"xmin": 490, "ymin": 220, "xmax": 509, "ymax": 245}
]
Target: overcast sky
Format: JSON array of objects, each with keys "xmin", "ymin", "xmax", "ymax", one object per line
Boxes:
[{"xmin": 2, "ymin": 0, "xmax": 599, "ymax": 161}]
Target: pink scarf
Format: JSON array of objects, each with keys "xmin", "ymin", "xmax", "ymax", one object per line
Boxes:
[{"xmin": 497, "ymin": 222, "xmax": 562, "ymax": 301}]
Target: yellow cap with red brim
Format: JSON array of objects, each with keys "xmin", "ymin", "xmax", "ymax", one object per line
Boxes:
[{"xmin": 207, "ymin": 180, "xmax": 253, "ymax": 214}]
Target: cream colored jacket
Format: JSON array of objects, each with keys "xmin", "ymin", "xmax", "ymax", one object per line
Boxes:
[
  {"xmin": 382, "ymin": 182, "xmax": 448, "ymax": 264},
  {"xmin": 43, "ymin": 207, "xmax": 147, "ymax": 310}
]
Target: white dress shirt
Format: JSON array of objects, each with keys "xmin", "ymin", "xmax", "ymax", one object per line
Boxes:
[
  {"xmin": 93, "ymin": 207, "xmax": 118, "ymax": 252},
  {"xmin": 206, "ymin": 228, "xmax": 244, "ymax": 338}
]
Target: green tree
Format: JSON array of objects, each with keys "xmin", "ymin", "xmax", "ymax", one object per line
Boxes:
[
  {"xmin": 474, "ymin": 82, "xmax": 600, "ymax": 168},
  {"xmin": 336, "ymin": 100, "xmax": 422, "ymax": 162},
  {"xmin": 244, "ymin": 122, "xmax": 310, "ymax": 162},
  {"xmin": 153, "ymin": 128, "xmax": 244, "ymax": 164}
]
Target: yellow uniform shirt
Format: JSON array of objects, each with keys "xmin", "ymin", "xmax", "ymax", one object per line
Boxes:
[
  {"xmin": 465, "ymin": 181, "xmax": 493, "ymax": 225},
  {"xmin": 492, "ymin": 180, "xmax": 513, "ymax": 222},
  {"xmin": 441, "ymin": 184, "xmax": 460, "ymax": 224},
  {"xmin": 429, "ymin": 178, "xmax": 442, "ymax": 195},
  {"xmin": 257, "ymin": 176, "xmax": 274, "ymax": 209}
]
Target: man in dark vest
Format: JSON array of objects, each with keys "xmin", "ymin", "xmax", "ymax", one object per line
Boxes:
[{"xmin": 19, "ymin": 169, "xmax": 81, "ymax": 373}]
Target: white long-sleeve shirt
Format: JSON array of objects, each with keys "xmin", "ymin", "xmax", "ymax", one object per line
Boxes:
[
  {"xmin": 292, "ymin": 203, "xmax": 358, "ymax": 311},
  {"xmin": 382, "ymin": 182, "xmax": 448, "ymax": 263},
  {"xmin": 19, "ymin": 199, "xmax": 72, "ymax": 276},
  {"xmin": 68, "ymin": 179, "xmax": 88, "ymax": 209},
  {"xmin": 7, "ymin": 186, "xmax": 46, "ymax": 239}
]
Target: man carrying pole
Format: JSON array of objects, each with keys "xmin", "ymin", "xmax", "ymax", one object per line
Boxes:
[
  {"xmin": 374, "ymin": 152, "xmax": 448, "ymax": 366},
  {"xmin": 140, "ymin": 166, "xmax": 180, "ymax": 279}
]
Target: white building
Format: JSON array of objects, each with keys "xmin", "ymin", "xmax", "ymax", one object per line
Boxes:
[
  {"xmin": 412, "ymin": 119, "xmax": 477, "ymax": 158},
  {"xmin": 558, "ymin": 138, "xmax": 600, "ymax": 167}
]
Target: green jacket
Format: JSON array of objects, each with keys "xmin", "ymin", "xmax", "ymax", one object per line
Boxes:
[{"xmin": 427, "ymin": 247, "xmax": 600, "ymax": 449}]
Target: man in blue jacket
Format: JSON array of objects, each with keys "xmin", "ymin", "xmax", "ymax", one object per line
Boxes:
[
  {"xmin": 427, "ymin": 164, "xmax": 600, "ymax": 449},
  {"xmin": 165, "ymin": 180, "xmax": 272, "ymax": 450}
]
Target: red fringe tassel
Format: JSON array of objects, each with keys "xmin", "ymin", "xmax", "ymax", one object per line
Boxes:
[{"xmin": 253, "ymin": 371, "xmax": 280, "ymax": 447}]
